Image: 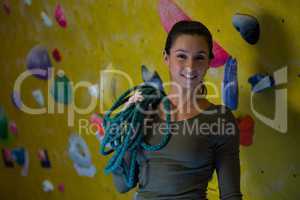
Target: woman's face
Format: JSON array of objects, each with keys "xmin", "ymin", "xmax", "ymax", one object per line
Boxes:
[{"xmin": 164, "ymin": 34, "xmax": 211, "ymax": 90}]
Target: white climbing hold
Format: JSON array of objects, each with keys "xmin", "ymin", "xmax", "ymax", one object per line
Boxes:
[
  {"xmin": 41, "ymin": 11, "xmax": 53, "ymax": 27},
  {"xmin": 88, "ymin": 84, "xmax": 99, "ymax": 98},
  {"xmin": 32, "ymin": 89, "xmax": 45, "ymax": 106},
  {"xmin": 24, "ymin": 0, "xmax": 32, "ymax": 6},
  {"xmin": 42, "ymin": 180, "xmax": 54, "ymax": 192}
]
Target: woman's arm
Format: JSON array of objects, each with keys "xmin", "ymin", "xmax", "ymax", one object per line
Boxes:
[
  {"xmin": 111, "ymin": 165, "xmax": 138, "ymax": 193},
  {"xmin": 215, "ymin": 108, "xmax": 243, "ymax": 200},
  {"xmin": 111, "ymin": 150, "xmax": 139, "ymax": 193}
]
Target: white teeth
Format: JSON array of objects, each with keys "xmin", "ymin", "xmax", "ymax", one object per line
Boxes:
[{"xmin": 183, "ymin": 74, "xmax": 196, "ymax": 79}]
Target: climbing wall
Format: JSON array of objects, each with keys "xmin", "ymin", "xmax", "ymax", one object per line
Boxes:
[{"xmin": 0, "ymin": 0, "xmax": 299, "ymax": 199}]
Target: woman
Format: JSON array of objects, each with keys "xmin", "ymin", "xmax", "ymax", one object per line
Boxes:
[{"xmin": 112, "ymin": 20, "xmax": 242, "ymax": 200}]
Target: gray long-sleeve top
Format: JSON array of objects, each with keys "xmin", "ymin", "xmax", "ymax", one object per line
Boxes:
[{"xmin": 112, "ymin": 104, "xmax": 242, "ymax": 200}]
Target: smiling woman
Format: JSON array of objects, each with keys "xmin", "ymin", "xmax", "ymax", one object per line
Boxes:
[
  {"xmin": 163, "ymin": 20, "xmax": 213, "ymax": 95},
  {"xmin": 111, "ymin": 20, "xmax": 242, "ymax": 200}
]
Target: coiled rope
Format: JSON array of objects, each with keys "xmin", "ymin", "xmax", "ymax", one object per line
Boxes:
[{"xmin": 100, "ymin": 83, "xmax": 172, "ymax": 187}]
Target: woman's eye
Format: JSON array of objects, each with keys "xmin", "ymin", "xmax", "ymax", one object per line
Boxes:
[
  {"xmin": 177, "ymin": 54, "xmax": 187, "ymax": 59},
  {"xmin": 195, "ymin": 55, "xmax": 205, "ymax": 60}
]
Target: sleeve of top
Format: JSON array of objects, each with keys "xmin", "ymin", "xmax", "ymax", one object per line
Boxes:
[
  {"xmin": 111, "ymin": 151, "xmax": 139, "ymax": 193},
  {"xmin": 214, "ymin": 107, "xmax": 243, "ymax": 200}
]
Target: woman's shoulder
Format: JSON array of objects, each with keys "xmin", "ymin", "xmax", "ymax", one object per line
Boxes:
[
  {"xmin": 205, "ymin": 103, "xmax": 238, "ymax": 131},
  {"xmin": 208, "ymin": 103, "xmax": 236, "ymax": 116}
]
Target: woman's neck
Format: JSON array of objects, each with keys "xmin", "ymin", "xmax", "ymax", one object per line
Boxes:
[{"xmin": 167, "ymin": 84, "xmax": 207, "ymax": 114}]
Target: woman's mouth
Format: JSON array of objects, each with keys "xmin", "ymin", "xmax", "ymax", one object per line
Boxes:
[{"xmin": 180, "ymin": 74, "xmax": 198, "ymax": 80}]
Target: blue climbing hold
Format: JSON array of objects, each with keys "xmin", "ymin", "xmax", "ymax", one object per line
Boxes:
[
  {"xmin": 232, "ymin": 13, "xmax": 260, "ymax": 45},
  {"xmin": 11, "ymin": 147, "xmax": 26, "ymax": 166},
  {"xmin": 141, "ymin": 65, "xmax": 164, "ymax": 91},
  {"xmin": 248, "ymin": 73, "xmax": 275, "ymax": 93},
  {"xmin": 26, "ymin": 45, "xmax": 52, "ymax": 80},
  {"xmin": 222, "ymin": 57, "xmax": 238, "ymax": 110}
]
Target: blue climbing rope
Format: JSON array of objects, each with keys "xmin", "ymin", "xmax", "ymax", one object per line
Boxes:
[{"xmin": 100, "ymin": 83, "xmax": 172, "ymax": 188}]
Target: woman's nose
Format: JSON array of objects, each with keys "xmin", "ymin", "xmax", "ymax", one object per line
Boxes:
[{"xmin": 186, "ymin": 58, "xmax": 196, "ymax": 69}]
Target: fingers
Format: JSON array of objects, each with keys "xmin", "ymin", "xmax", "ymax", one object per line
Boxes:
[{"xmin": 122, "ymin": 90, "xmax": 145, "ymax": 110}]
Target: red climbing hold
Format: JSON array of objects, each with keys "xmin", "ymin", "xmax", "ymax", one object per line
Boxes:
[
  {"xmin": 90, "ymin": 113, "xmax": 104, "ymax": 137},
  {"xmin": 237, "ymin": 115, "xmax": 255, "ymax": 146},
  {"xmin": 52, "ymin": 48, "xmax": 62, "ymax": 62}
]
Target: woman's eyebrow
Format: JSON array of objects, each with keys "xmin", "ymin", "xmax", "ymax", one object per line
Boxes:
[{"xmin": 174, "ymin": 49, "xmax": 207, "ymax": 54}]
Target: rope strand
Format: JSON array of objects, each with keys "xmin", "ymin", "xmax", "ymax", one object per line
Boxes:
[{"xmin": 100, "ymin": 83, "xmax": 172, "ymax": 187}]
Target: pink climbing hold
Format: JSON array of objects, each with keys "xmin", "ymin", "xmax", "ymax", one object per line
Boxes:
[
  {"xmin": 158, "ymin": 0, "xmax": 230, "ymax": 68},
  {"xmin": 158, "ymin": 0, "xmax": 190, "ymax": 33},
  {"xmin": 210, "ymin": 42, "xmax": 230, "ymax": 68},
  {"xmin": 58, "ymin": 183, "xmax": 65, "ymax": 192},
  {"xmin": 9, "ymin": 121, "xmax": 18, "ymax": 136},
  {"xmin": 89, "ymin": 113, "xmax": 104, "ymax": 137},
  {"xmin": 54, "ymin": 4, "xmax": 67, "ymax": 28},
  {"xmin": 52, "ymin": 48, "xmax": 62, "ymax": 62},
  {"xmin": 237, "ymin": 115, "xmax": 255, "ymax": 146},
  {"xmin": 2, "ymin": 1, "xmax": 10, "ymax": 15}
]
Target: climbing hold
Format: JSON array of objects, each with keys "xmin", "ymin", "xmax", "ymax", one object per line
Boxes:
[
  {"xmin": 88, "ymin": 84, "xmax": 99, "ymax": 98},
  {"xmin": 32, "ymin": 89, "xmax": 45, "ymax": 107},
  {"xmin": 24, "ymin": 0, "xmax": 32, "ymax": 6},
  {"xmin": 58, "ymin": 183, "xmax": 65, "ymax": 192},
  {"xmin": 11, "ymin": 147, "xmax": 29, "ymax": 176},
  {"xmin": 158, "ymin": 0, "xmax": 190, "ymax": 33},
  {"xmin": 51, "ymin": 71, "xmax": 72, "ymax": 104},
  {"xmin": 210, "ymin": 42, "xmax": 230, "ymax": 68},
  {"xmin": 38, "ymin": 149, "xmax": 51, "ymax": 168},
  {"xmin": 11, "ymin": 91, "xmax": 23, "ymax": 110},
  {"xmin": 141, "ymin": 65, "xmax": 164, "ymax": 91},
  {"xmin": 90, "ymin": 113, "xmax": 109, "ymax": 148},
  {"xmin": 222, "ymin": 57, "xmax": 238, "ymax": 110},
  {"xmin": 237, "ymin": 115, "xmax": 255, "ymax": 146},
  {"xmin": 26, "ymin": 45, "xmax": 52, "ymax": 80},
  {"xmin": 52, "ymin": 48, "xmax": 62, "ymax": 62},
  {"xmin": 232, "ymin": 13, "xmax": 260, "ymax": 45},
  {"xmin": 2, "ymin": 148, "xmax": 29, "ymax": 174},
  {"xmin": 248, "ymin": 73, "xmax": 275, "ymax": 93},
  {"xmin": 90, "ymin": 113, "xmax": 104, "ymax": 136},
  {"xmin": 68, "ymin": 134, "xmax": 96, "ymax": 177},
  {"xmin": 158, "ymin": 0, "xmax": 230, "ymax": 68},
  {"xmin": 42, "ymin": 180, "xmax": 54, "ymax": 192},
  {"xmin": 0, "ymin": 107, "xmax": 9, "ymax": 140},
  {"xmin": 41, "ymin": 11, "xmax": 53, "ymax": 27},
  {"xmin": 1, "ymin": 148, "xmax": 14, "ymax": 167},
  {"xmin": 11, "ymin": 147, "xmax": 26, "ymax": 166},
  {"xmin": 9, "ymin": 121, "xmax": 18, "ymax": 136},
  {"xmin": 2, "ymin": 1, "xmax": 10, "ymax": 15},
  {"xmin": 55, "ymin": 4, "xmax": 67, "ymax": 28}
]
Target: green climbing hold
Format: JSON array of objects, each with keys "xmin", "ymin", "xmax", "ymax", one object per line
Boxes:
[
  {"xmin": 0, "ymin": 107, "xmax": 8, "ymax": 140},
  {"xmin": 51, "ymin": 71, "xmax": 72, "ymax": 104}
]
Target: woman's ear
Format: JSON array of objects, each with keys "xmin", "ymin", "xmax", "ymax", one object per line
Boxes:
[{"xmin": 163, "ymin": 50, "xmax": 169, "ymax": 65}]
